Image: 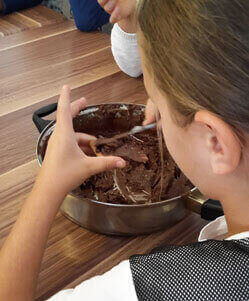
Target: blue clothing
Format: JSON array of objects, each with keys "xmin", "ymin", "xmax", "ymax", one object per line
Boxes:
[
  {"xmin": 1, "ymin": 0, "xmax": 109, "ymax": 32},
  {"xmin": 69, "ymin": 0, "xmax": 109, "ymax": 31},
  {"xmin": 1, "ymin": 0, "xmax": 42, "ymax": 14}
]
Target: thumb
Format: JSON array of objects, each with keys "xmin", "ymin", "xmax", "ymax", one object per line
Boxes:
[
  {"xmin": 86, "ymin": 156, "xmax": 126, "ymax": 176},
  {"xmin": 143, "ymin": 98, "xmax": 157, "ymax": 126},
  {"xmin": 143, "ymin": 114, "xmax": 156, "ymax": 126},
  {"xmin": 110, "ymin": 6, "xmax": 121, "ymax": 23}
]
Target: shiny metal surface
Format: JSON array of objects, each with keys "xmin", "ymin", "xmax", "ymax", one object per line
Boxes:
[
  {"xmin": 60, "ymin": 193, "xmax": 191, "ymax": 236},
  {"xmin": 36, "ymin": 103, "xmax": 206, "ymax": 236},
  {"xmin": 186, "ymin": 189, "xmax": 208, "ymax": 215}
]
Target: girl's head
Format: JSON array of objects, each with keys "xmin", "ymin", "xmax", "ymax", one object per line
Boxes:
[{"xmin": 136, "ymin": 0, "xmax": 249, "ymax": 200}]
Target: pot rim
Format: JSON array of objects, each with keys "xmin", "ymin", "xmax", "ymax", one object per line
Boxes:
[
  {"xmin": 36, "ymin": 102, "xmax": 196, "ymax": 208},
  {"xmin": 67, "ymin": 187, "xmax": 197, "ymax": 208}
]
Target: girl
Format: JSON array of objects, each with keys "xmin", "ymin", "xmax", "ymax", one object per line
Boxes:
[{"xmin": 0, "ymin": 0, "xmax": 248, "ymax": 300}]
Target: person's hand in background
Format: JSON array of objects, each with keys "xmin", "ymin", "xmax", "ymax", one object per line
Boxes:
[
  {"xmin": 98, "ymin": 2, "xmax": 158, "ymax": 125},
  {"xmin": 98, "ymin": 0, "xmax": 136, "ymax": 23},
  {"xmin": 98, "ymin": 0, "xmax": 136, "ymax": 32},
  {"xmin": 36, "ymin": 85, "xmax": 126, "ymax": 198}
]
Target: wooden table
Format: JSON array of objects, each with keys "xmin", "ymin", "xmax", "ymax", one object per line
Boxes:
[{"xmin": 0, "ymin": 6, "xmax": 208, "ymax": 300}]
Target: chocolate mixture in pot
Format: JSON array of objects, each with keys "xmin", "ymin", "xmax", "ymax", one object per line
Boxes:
[{"xmin": 71, "ymin": 104, "xmax": 192, "ymax": 204}]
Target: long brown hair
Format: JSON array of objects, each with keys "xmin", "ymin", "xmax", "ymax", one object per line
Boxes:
[{"xmin": 137, "ymin": 0, "xmax": 249, "ymax": 136}]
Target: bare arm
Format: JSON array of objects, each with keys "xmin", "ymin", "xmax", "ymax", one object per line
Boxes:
[
  {"xmin": 0, "ymin": 185, "xmax": 65, "ymax": 301},
  {"xmin": 98, "ymin": 0, "xmax": 142, "ymax": 78},
  {"xmin": 0, "ymin": 86, "xmax": 125, "ymax": 301}
]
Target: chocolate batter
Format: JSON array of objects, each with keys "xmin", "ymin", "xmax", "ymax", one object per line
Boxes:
[
  {"xmin": 72, "ymin": 104, "xmax": 192, "ymax": 205},
  {"xmin": 41, "ymin": 104, "xmax": 192, "ymax": 204}
]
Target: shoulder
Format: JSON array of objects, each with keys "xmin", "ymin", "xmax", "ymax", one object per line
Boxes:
[{"xmin": 130, "ymin": 239, "xmax": 249, "ymax": 300}]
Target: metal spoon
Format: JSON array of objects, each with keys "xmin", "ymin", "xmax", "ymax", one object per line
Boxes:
[
  {"xmin": 89, "ymin": 123, "xmax": 156, "ymax": 203},
  {"xmin": 92, "ymin": 122, "xmax": 156, "ymax": 149}
]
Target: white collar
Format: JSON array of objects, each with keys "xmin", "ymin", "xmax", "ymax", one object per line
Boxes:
[{"xmin": 198, "ymin": 215, "xmax": 249, "ymax": 242}]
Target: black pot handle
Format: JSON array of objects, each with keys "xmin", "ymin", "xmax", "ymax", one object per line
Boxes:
[
  {"xmin": 187, "ymin": 190, "xmax": 223, "ymax": 221},
  {"xmin": 201, "ymin": 199, "xmax": 223, "ymax": 221},
  {"xmin": 33, "ymin": 103, "xmax": 57, "ymax": 133}
]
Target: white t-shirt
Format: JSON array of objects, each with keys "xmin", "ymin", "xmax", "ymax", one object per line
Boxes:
[
  {"xmin": 48, "ymin": 216, "xmax": 249, "ymax": 300},
  {"xmin": 111, "ymin": 23, "xmax": 142, "ymax": 78}
]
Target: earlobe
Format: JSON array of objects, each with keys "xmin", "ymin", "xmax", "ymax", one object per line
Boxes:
[{"xmin": 195, "ymin": 111, "xmax": 241, "ymax": 175}]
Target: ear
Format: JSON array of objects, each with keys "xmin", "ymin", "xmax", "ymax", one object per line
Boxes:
[{"xmin": 194, "ymin": 111, "xmax": 241, "ymax": 175}]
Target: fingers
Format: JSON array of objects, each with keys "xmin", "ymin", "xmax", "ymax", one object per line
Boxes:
[
  {"xmin": 98, "ymin": 0, "xmax": 120, "ymax": 23},
  {"xmin": 98, "ymin": 0, "xmax": 109, "ymax": 7},
  {"xmin": 157, "ymin": 119, "xmax": 162, "ymax": 130},
  {"xmin": 98, "ymin": 0, "xmax": 135, "ymax": 24},
  {"xmin": 71, "ymin": 98, "xmax": 86, "ymax": 118},
  {"xmin": 104, "ymin": 0, "xmax": 116, "ymax": 13},
  {"xmin": 57, "ymin": 86, "xmax": 88, "ymax": 133},
  {"xmin": 75, "ymin": 133, "xmax": 96, "ymax": 145},
  {"xmin": 98, "ymin": 0, "xmax": 115, "ymax": 14},
  {"xmin": 110, "ymin": 6, "xmax": 120, "ymax": 23},
  {"xmin": 143, "ymin": 98, "xmax": 157, "ymax": 125},
  {"xmin": 79, "ymin": 146, "xmax": 96, "ymax": 156},
  {"xmin": 57, "ymin": 85, "xmax": 73, "ymax": 130},
  {"xmin": 86, "ymin": 156, "xmax": 126, "ymax": 176},
  {"xmin": 76, "ymin": 133, "xmax": 97, "ymax": 156}
]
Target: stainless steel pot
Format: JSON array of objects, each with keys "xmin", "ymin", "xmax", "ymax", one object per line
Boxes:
[{"xmin": 33, "ymin": 103, "xmax": 223, "ymax": 236}]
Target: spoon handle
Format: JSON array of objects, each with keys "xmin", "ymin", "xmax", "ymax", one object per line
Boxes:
[
  {"xmin": 131, "ymin": 123, "xmax": 157, "ymax": 135},
  {"xmin": 94, "ymin": 123, "xmax": 157, "ymax": 147}
]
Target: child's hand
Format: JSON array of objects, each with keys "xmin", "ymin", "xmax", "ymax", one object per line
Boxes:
[
  {"xmin": 36, "ymin": 86, "xmax": 126, "ymax": 197},
  {"xmin": 143, "ymin": 99, "xmax": 162, "ymax": 129},
  {"xmin": 143, "ymin": 99, "xmax": 157, "ymax": 125},
  {"xmin": 98, "ymin": 0, "xmax": 136, "ymax": 23}
]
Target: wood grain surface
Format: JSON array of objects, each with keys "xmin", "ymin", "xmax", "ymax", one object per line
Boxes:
[
  {"xmin": 0, "ymin": 6, "xmax": 65, "ymax": 37},
  {"xmin": 0, "ymin": 20, "xmax": 76, "ymax": 51},
  {"xmin": 0, "ymin": 6, "xmax": 208, "ymax": 300}
]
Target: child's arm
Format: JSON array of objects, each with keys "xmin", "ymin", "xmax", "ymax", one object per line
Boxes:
[
  {"xmin": 0, "ymin": 181, "xmax": 66, "ymax": 301},
  {"xmin": 0, "ymin": 86, "xmax": 126, "ymax": 301},
  {"xmin": 98, "ymin": 0, "xmax": 142, "ymax": 78}
]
